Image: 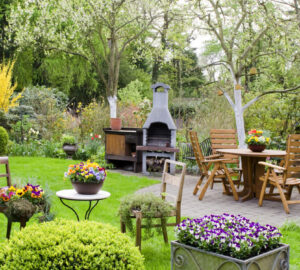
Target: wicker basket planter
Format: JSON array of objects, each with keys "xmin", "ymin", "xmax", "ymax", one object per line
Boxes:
[{"xmin": 171, "ymin": 241, "xmax": 289, "ymax": 270}]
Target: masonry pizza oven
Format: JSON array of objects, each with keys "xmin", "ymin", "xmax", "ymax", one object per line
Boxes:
[{"xmin": 137, "ymin": 82, "xmax": 178, "ymax": 174}]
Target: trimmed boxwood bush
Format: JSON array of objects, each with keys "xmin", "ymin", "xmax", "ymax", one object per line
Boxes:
[
  {"xmin": 0, "ymin": 219, "xmax": 144, "ymax": 270},
  {"xmin": 0, "ymin": 126, "xmax": 9, "ymax": 155}
]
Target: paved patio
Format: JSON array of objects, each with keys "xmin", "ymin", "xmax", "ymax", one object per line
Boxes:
[{"xmin": 132, "ymin": 173, "xmax": 300, "ymax": 227}]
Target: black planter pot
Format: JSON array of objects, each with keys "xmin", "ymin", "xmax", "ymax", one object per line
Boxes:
[
  {"xmin": 71, "ymin": 181, "xmax": 104, "ymax": 195},
  {"xmin": 248, "ymin": 144, "xmax": 266, "ymax": 152},
  {"xmin": 63, "ymin": 144, "xmax": 78, "ymax": 159}
]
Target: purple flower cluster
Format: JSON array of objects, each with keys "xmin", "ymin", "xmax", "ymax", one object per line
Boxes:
[{"xmin": 175, "ymin": 214, "xmax": 281, "ymax": 260}]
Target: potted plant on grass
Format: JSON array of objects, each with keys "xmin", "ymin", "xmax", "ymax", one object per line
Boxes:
[
  {"xmin": 64, "ymin": 161, "xmax": 107, "ymax": 194},
  {"xmin": 171, "ymin": 214, "xmax": 289, "ymax": 270},
  {"xmin": 245, "ymin": 129, "xmax": 270, "ymax": 152},
  {"xmin": 62, "ymin": 134, "xmax": 78, "ymax": 158}
]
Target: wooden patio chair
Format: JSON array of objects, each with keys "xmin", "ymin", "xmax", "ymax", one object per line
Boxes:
[
  {"xmin": 189, "ymin": 130, "xmax": 239, "ymax": 201},
  {"xmin": 120, "ymin": 159, "xmax": 186, "ymax": 250},
  {"xmin": 258, "ymin": 134, "xmax": 300, "ymax": 214},
  {"xmin": 210, "ymin": 129, "xmax": 242, "ymax": 188}
]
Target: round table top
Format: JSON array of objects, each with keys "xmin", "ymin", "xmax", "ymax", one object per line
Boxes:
[
  {"xmin": 56, "ymin": 189, "xmax": 111, "ymax": 201},
  {"xmin": 216, "ymin": 148, "xmax": 286, "ymax": 157}
]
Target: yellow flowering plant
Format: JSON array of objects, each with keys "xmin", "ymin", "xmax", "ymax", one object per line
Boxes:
[
  {"xmin": 245, "ymin": 129, "xmax": 270, "ymax": 146},
  {"xmin": 64, "ymin": 161, "xmax": 106, "ymax": 183}
]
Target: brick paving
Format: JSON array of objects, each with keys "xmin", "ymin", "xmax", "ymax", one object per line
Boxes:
[{"xmin": 130, "ymin": 173, "xmax": 300, "ymax": 227}]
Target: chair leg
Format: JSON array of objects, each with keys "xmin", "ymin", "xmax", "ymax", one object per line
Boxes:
[
  {"xmin": 120, "ymin": 220, "xmax": 126, "ymax": 233},
  {"xmin": 199, "ymin": 165, "xmax": 219, "ymax": 200},
  {"xmin": 286, "ymin": 186, "xmax": 294, "ymax": 200},
  {"xmin": 222, "ymin": 165, "xmax": 238, "ymax": 201},
  {"xmin": 258, "ymin": 179, "xmax": 268, "ymax": 207},
  {"xmin": 269, "ymin": 185, "xmax": 275, "ymax": 194},
  {"xmin": 6, "ymin": 219, "xmax": 12, "ymax": 239},
  {"xmin": 135, "ymin": 212, "xmax": 142, "ymax": 250},
  {"xmin": 210, "ymin": 178, "xmax": 214, "ymax": 189},
  {"xmin": 297, "ymin": 185, "xmax": 300, "ymax": 194},
  {"xmin": 275, "ymin": 183, "xmax": 290, "ymax": 214},
  {"xmin": 193, "ymin": 174, "xmax": 205, "ymax": 195},
  {"xmin": 161, "ymin": 218, "xmax": 168, "ymax": 244}
]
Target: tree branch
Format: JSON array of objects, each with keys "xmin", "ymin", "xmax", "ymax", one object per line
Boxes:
[
  {"xmin": 243, "ymin": 85, "xmax": 300, "ymax": 111},
  {"xmin": 219, "ymin": 88, "xmax": 235, "ymax": 109}
]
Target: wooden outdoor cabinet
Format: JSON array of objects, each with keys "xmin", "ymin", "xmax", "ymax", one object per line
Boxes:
[{"xmin": 103, "ymin": 128, "xmax": 143, "ymax": 172}]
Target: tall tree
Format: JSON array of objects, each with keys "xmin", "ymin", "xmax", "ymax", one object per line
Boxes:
[
  {"xmin": 8, "ymin": 0, "xmax": 163, "ymax": 118},
  {"xmin": 192, "ymin": 0, "xmax": 300, "ymax": 147}
]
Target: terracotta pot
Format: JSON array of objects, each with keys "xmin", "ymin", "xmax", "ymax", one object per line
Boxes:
[
  {"xmin": 110, "ymin": 118, "xmax": 122, "ymax": 130},
  {"xmin": 248, "ymin": 144, "xmax": 266, "ymax": 152},
  {"xmin": 71, "ymin": 181, "xmax": 103, "ymax": 195}
]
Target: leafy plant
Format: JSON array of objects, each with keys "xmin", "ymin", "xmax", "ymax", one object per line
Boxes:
[
  {"xmin": 0, "ymin": 126, "xmax": 9, "ymax": 155},
  {"xmin": 0, "ymin": 219, "xmax": 145, "ymax": 269},
  {"xmin": 61, "ymin": 134, "xmax": 76, "ymax": 145},
  {"xmin": 119, "ymin": 193, "xmax": 175, "ymax": 237}
]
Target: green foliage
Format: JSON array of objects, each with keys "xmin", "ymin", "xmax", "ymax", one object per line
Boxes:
[
  {"xmin": 0, "ymin": 219, "xmax": 145, "ymax": 270},
  {"xmin": 119, "ymin": 193, "xmax": 175, "ymax": 237},
  {"xmin": 61, "ymin": 134, "xmax": 76, "ymax": 145},
  {"xmin": 0, "ymin": 110, "xmax": 10, "ymax": 130},
  {"xmin": 0, "ymin": 126, "xmax": 9, "ymax": 155},
  {"xmin": 118, "ymin": 79, "xmax": 148, "ymax": 105}
]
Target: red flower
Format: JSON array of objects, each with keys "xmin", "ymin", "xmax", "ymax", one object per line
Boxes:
[
  {"xmin": 95, "ymin": 134, "xmax": 99, "ymax": 139},
  {"xmin": 91, "ymin": 137, "xmax": 94, "ymax": 140},
  {"xmin": 248, "ymin": 129, "xmax": 257, "ymax": 135}
]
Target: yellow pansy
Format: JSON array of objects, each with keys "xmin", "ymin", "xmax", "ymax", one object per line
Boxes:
[{"xmin": 8, "ymin": 186, "xmax": 16, "ymax": 192}]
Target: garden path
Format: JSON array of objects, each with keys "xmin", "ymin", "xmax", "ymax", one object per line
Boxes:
[{"xmin": 114, "ymin": 170, "xmax": 300, "ymax": 227}]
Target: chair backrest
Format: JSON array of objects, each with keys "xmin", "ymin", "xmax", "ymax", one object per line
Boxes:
[
  {"xmin": 189, "ymin": 130, "xmax": 208, "ymax": 174},
  {"xmin": 161, "ymin": 159, "xmax": 186, "ymax": 221},
  {"xmin": 284, "ymin": 134, "xmax": 300, "ymax": 182},
  {"xmin": 210, "ymin": 129, "xmax": 239, "ymax": 165},
  {"xmin": 0, "ymin": 157, "xmax": 11, "ymax": 186}
]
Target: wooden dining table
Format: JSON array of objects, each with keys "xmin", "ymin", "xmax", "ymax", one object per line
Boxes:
[{"xmin": 216, "ymin": 149, "xmax": 286, "ymax": 202}]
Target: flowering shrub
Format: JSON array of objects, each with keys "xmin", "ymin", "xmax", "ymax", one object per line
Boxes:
[
  {"xmin": 0, "ymin": 183, "xmax": 44, "ymax": 205},
  {"xmin": 175, "ymin": 214, "xmax": 282, "ymax": 260},
  {"xmin": 64, "ymin": 161, "xmax": 106, "ymax": 183},
  {"xmin": 245, "ymin": 129, "xmax": 270, "ymax": 146}
]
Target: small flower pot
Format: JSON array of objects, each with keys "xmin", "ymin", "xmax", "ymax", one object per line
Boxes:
[
  {"xmin": 110, "ymin": 118, "xmax": 122, "ymax": 130},
  {"xmin": 63, "ymin": 144, "xmax": 78, "ymax": 159},
  {"xmin": 71, "ymin": 181, "xmax": 104, "ymax": 195},
  {"xmin": 248, "ymin": 144, "xmax": 266, "ymax": 152},
  {"xmin": 171, "ymin": 241, "xmax": 289, "ymax": 270}
]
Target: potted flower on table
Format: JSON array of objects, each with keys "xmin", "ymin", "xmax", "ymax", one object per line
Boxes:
[
  {"xmin": 171, "ymin": 214, "xmax": 289, "ymax": 270},
  {"xmin": 245, "ymin": 129, "xmax": 270, "ymax": 152},
  {"xmin": 62, "ymin": 134, "xmax": 78, "ymax": 158},
  {"xmin": 64, "ymin": 161, "xmax": 107, "ymax": 195}
]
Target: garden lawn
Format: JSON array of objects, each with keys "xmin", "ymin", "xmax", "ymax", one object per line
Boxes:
[{"xmin": 1, "ymin": 157, "xmax": 300, "ymax": 270}]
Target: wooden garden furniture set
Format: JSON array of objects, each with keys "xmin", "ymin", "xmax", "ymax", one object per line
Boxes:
[{"xmin": 189, "ymin": 130, "xmax": 300, "ymax": 214}]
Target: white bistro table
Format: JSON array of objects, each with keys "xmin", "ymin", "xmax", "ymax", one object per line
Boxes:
[{"xmin": 56, "ymin": 189, "xmax": 111, "ymax": 221}]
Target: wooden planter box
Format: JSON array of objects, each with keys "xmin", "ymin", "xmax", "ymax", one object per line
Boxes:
[{"xmin": 171, "ymin": 241, "xmax": 289, "ymax": 270}]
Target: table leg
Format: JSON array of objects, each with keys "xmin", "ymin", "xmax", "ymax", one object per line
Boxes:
[
  {"xmin": 253, "ymin": 157, "xmax": 266, "ymax": 198},
  {"xmin": 85, "ymin": 200, "xmax": 100, "ymax": 220},
  {"xmin": 240, "ymin": 156, "xmax": 255, "ymax": 202},
  {"xmin": 60, "ymin": 198, "xmax": 80, "ymax": 221}
]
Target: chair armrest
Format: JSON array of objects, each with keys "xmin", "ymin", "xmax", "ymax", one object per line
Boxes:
[
  {"xmin": 258, "ymin": 161, "xmax": 286, "ymax": 171},
  {"xmin": 203, "ymin": 158, "xmax": 231, "ymax": 163},
  {"xmin": 204, "ymin": 154, "xmax": 222, "ymax": 159}
]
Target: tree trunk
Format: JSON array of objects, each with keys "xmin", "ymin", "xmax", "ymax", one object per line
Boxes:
[
  {"xmin": 108, "ymin": 95, "xmax": 117, "ymax": 118},
  {"xmin": 233, "ymin": 77, "xmax": 246, "ymax": 148}
]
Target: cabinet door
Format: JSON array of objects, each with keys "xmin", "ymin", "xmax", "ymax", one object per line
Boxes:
[{"xmin": 106, "ymin": 134, "xmax": 129, "ymax": 156}]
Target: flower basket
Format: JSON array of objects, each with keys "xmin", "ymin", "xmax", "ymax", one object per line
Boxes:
[
  {"xmin": 71, "ymin": 181, "xmax": 103, "ymax": 195},
  {"xmin": 64, "ymin": 161, "xmax": 106, "ymax": 195},
  {"xmin": 248, "ymin": 144, "xmax": 266, "ymax": 152}
]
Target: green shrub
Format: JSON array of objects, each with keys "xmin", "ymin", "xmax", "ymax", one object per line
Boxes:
[
  {"xmin": 61, "ymin": 134, "xmax": 76, "ymax": 145},
  {"xmin": 0, "ymin": 126, "xmax": 9, "ymax": 155},
  {"xmin": 0, "ymin": 219, "xmax": 144, "ymax": 270}
]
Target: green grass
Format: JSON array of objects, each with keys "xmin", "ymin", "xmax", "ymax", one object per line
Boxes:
[{"xmin": 1, "ymin": 157, "xmax": 300, "ymax": 269}]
